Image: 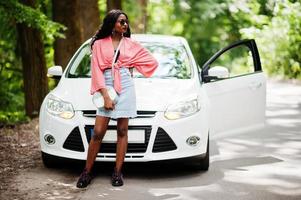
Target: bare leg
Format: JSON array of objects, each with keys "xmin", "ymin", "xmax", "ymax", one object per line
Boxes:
[
  {"xmin": 85, "ymin": 116, "xmax": 110, "ymax": 173},
  {"xmin": 115, "ymin": 118, "xmax": 129, "ymax": 172}
]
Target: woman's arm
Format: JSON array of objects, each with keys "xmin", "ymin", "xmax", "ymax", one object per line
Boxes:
[
  {"xmin": 90, "ymin": 42, "xmax": 106, "ymax": 95},
  {"xmin": 128, "ymin": 40, "xmax": 159, "ymax": 77}
]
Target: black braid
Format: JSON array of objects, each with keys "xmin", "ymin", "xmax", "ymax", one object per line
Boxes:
[{"xmin": 90, "ymin": 9, "xmax": 131, "ymax": 49}]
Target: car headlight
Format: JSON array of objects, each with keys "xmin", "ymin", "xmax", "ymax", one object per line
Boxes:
[
  {"xmin": 164, "ymin": 98, "xmax": 200, "ymax": 120},
  {"xmin": 46, "ymin": 95, "xmax": 75, "ymax": 119}
]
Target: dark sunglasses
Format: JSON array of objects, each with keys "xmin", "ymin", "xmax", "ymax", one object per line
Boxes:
[{"xmin": 118, "ymin": 19, "xmax": 129, "ymax": 26}]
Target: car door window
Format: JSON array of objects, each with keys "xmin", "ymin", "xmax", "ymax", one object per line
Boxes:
[
  {"xmin": 201, "ymin": 39, "xmax": 262, "ymax": 82},
  {"xmin": 211, "ymin": 45, "xmax": 254, "ymax": 77}
]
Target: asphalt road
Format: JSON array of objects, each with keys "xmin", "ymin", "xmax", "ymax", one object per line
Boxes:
[{"xmin": 11, "ymin": 80, "xmax": 301, "ymax": 200}]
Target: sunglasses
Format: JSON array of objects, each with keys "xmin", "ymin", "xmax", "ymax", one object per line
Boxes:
[{"xmin": 118, "ymin": 19, "xmax": 129, "ymax": 26}]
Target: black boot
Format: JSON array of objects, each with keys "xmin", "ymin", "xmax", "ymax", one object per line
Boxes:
[
  {"xmin": 111, "ymin": 168, "xmax": 124, "ymax": 186},
  {"xmin": 76, "ymin": 169, "xmax": 93, "ymax": 188}
]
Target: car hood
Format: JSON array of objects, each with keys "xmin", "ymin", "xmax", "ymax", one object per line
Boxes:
[{"xmin": 50, "ymin": 78, "xmax": 198, "ymax": 112}]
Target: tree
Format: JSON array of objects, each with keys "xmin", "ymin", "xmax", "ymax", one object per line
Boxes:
[
  {"xmin": 52, "ymin": 0, "xmax": 83, "ymax": 70},
  {"xmin": 17, "ymin": 0, "xmax": 48, "ymax": 118},
  {"xmin": 0, "ymin": 0, "xmax": 64, "ymax": 121},
  {"xmin": 124, "ymin": 0, "xmax": 148, "ymax": 33},
  {"xmin": 17, "ymin": 23, "xmax": 48, "ymax": 117},
  {"xmin": 52, "ymin": 0, "xmax": 101, "ymax": 69},
  {"xmin": 137, "ymin": 0, "xmax": 148, "ymax": 33},
  {"xmin": 79, "ymin": 0, "xmax": 101, "ymax": 41},
  {"xmin": 107, "ymin": 0, "xmax": 122, "ymax": 12}
]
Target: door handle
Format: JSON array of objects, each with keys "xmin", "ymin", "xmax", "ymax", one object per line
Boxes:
[{"xmin": 248, "ymin": 82, "xmax": 262, "ymax": 90}]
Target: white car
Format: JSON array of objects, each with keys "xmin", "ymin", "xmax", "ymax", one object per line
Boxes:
[{"xmin": 39, "ymin": 34, "xmax": 266, "ymax": 170}]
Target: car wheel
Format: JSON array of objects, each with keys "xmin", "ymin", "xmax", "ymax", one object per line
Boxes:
[
  {"xmin": 199, "ymin": 136, "xmax": 209, "ymax": 171},
  {"xmin": 41, "ymin": 152, "xmax": 60, "ymax": 168}
]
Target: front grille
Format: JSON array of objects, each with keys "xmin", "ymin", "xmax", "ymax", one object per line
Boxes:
[
  {"xmin": 136, "ymin": 111, "xmax": 156, "ymax": 118},
  {"xmin": 82, "ymin": 110, "xmax": 156, "ymax": 118},
  {"xmin": 63, "ymin": 127, "xmax": 85, "ymax": 152},
  {"xmin": 85, "ymin": 125, "xmax": 151, "ymax": 153},
  {"xmin": 152, "ymin": 127, "xmax": 177, "ymax": 153},
  {"xmin": 82, "ymin": 110, "xmax": 96, "ymax": 117}
]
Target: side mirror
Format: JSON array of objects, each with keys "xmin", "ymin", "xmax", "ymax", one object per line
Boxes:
[
  {"xmin": 202, "ymin": 66, "xmax": 229, "ymax": 83},
  {"xmin": 47, "ymin": 65, "xmax": 63, "ymax": 79},
  {"xmin": 208, "ymin": 66, "xmax": 229, "ymax": 79}
]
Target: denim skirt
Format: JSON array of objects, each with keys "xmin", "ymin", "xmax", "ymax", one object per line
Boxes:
[{"xmin": 96, "ymin": 67, "xmax": 137, "ymax": 119}]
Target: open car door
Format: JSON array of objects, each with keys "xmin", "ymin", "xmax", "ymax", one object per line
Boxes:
[{"xmin": 201, "ymin": 39, "xmax": 266, "ymax": 137}]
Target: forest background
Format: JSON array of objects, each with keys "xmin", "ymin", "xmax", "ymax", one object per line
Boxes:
[{"xmin": 0, "ymin": 0, "xmax": 300, "ymax": 125}]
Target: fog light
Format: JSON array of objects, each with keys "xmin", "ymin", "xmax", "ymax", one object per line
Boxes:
[
  {"xmin": 186, "ymin": 136, "xmax": 200, "ymax": 146},
  {"xmin": 44, "ymin": 134, "xmax": 55, "ymax": 145}
]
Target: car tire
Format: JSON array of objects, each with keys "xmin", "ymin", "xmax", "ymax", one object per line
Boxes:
[
  {"xmin": 41, "ymin": 152, "xmax": 60, "ymax": 168},
  {"xmin": 199, "ymin": 136, "xmax": 209, "ymax": 171}
]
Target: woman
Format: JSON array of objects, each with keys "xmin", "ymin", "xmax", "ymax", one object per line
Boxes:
[{"xmin": 76, "ymin": 10, "xmax": 158, "ymax": 188}]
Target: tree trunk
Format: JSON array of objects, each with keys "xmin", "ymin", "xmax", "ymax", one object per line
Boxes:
[
  {"xmin": 79, "ymin": 0, "xmax": 101, "ymax": 41},
  {"xmin": 52, "ymin": 0, "xmax": 84, "ymax": 70},
  {"xmin": 17, "ymin": 0, "xmax": 49, "ymax": 118},
  {"xmin": 134, "ymin": 0, "xmax": 148, "ymax": 33},
  {"xmin": 107, "ymin": 0, "xmax": 122, "ymax": 12}
]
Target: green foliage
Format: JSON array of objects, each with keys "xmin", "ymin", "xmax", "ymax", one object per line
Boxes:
[
  {"xmin": 0, "ymin": 0, "xmax": 65, "ymax": 40},
  {"xmin": 0, "ymin": 57, "xmax": 29, "ymax": 125},
  {"xmin": 0, "ymin": 0, "xmax": 66, "ymax": 125},
  {"xmin": 146, "ymin": 0, "xmax": 183, "ymax": 35},
  {"xmin": 146, "ymin": 0, "xmax": 241, "ymax": 65},
  {"xmin": 145, "ymin": 0, "xmax": 301, "ymax": 79},
  {"xmin": 98, "ymin": 0, "xmax": 107, "ymax": 20},
  {"xmin": 0, "ymin": 64, "xmax": 23, "ymax": 112},
  {"xmin": 0, "ymin": 111, "xmax": 29, "ymax": 126},
  {"xmin": 0, "ymin": 15, "xmax": 24, "ymax": 125},
  {"xmin": 240, "ymin": 0, "xmax": 301, "ymax": 78},
  {"xmin": 123, "ymin": 0, "xmax": 144, "ymax": 33},
  {"xmin": 0, "ymin": 0, "xmax": 66, "ymax": 70}
]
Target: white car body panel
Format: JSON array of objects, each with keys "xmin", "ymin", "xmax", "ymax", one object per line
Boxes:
[{"xmin": 204, "ymin": 72, "xmax": 266, "ymax": 136}]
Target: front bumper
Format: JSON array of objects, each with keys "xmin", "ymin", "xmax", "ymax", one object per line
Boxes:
[{"xmin": 39, "ymin": 107, "xmax": 209, "ymax": 162}]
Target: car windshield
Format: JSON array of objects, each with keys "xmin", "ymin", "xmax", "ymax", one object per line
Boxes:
[{"xmin": 66, "ymin": 41, "xmax": 192, "ymax": 79}]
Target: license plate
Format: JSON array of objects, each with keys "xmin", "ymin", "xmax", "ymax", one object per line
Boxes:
[{"xmin": 90, "ymin": 129, "xmax": 145, "ymax": 143}]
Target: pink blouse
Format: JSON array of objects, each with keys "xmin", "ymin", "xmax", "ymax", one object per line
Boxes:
[{"xmin": 90, "ymin": 36, "xmax": 158, "ymax": 95}]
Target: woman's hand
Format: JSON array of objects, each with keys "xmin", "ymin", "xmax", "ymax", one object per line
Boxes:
[
  {"xmin": 99, "ymin": 88, "xmax": 115, "ymax": 110},
  {"xmin": 104, "ymin": 96, "xmax": 115, "ymax": 110}
]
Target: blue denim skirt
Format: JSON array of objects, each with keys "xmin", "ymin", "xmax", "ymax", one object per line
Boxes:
[{"xmin": 96, "ymin": 67, "xmax": 137, "ymax": 119}]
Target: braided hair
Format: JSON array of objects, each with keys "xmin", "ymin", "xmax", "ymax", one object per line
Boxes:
[{"xmin": 90, "ymin": 9, "xmax": 131, "ymax": 48}]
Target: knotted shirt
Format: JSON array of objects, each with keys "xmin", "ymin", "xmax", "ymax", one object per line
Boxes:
[{"xmin": 90, "ymin": 36, "xmax": 158, "ymax": 95}]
